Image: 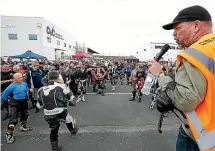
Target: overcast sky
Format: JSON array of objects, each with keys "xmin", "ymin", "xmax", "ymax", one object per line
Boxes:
[{"xmin": 1, "ymin": 0, "xmax": 214, "ymax": 56}]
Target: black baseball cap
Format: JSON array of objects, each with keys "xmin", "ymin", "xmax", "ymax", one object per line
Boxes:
[{"xmin": 162, "ymin": 5, "xmax": 212, "ymax": 30}]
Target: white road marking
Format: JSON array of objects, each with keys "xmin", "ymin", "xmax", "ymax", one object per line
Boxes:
[
  {"xmin": 3, "ymin": 125, "xmax": 180, "ymax": 136},
  {"xmin": 86, "ymin": 93, "xmax": 131, "ymax": 95}
]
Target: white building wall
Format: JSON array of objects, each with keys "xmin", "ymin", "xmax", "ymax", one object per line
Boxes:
[
  {"xmin": 0, "ymin": 16, "xmax": 77, "ymax": 59},
  {"xmin": 138, "ymin": 42, "xmax": 181, "ymax": 61},
  {"xmin": 1, "ymin": 16, "xmax": 43, "ymax": 57},
  {"xmin": 42, "ymin": 19, "xmax": 76, "ymax": 59}
]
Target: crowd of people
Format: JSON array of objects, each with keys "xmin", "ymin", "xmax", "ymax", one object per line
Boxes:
[
  {"xmin": 1, "ymin": 4, "xmax": 215, "ymax": 151},
  {"xmin": 1, "ymin": 56, "xmax": 175, "ymax": 150}
]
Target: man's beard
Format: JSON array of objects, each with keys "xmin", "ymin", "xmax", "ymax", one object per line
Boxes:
[{"xmin": 174, "ymin": 38, "xmax": 185, "ymax": 49}]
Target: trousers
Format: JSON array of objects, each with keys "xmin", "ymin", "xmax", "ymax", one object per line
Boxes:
[
  {"xmin": 176, "ymin": 125, "xmax": 199, "ymax": 151},
  {"xmin": 44, "ymin": 110, "xmax": 75, "ymax": 142},
  {"xmin": 7, "ymin": 100, "xmax": 29, "ymax": 131}
]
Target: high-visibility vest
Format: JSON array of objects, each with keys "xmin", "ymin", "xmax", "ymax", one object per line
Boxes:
[{"xmin": 177, "ymin": 33, "xmax": 215, "ymax": 151}]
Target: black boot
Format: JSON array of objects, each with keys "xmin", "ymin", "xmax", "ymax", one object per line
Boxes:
[
  {"xmin": 101, "ymin": 91, "xmax": 105, "ymax": 96},
  {"xmin": 138, "ymin": 92, "xmax": 142, "ymax": 103},
  {"xmin": 129, "ymin": 90, "xmax": 136, "ymax": 101},
  {"xmin": 93, "ymin": 89, "xmax": 98, "ymax": 92},
  {"xmin": 35, "ymin": 107, "xmax": 39, "ymax": 113},
  {"xmin": 31, "ymin": 100, "xmax": 37, "ymax": 109},
  {"xmin": 50, "ymin": 140, "xmax": 63, "ymax": 151},
  {"xmin": 138, "ymin": 96, "xmax": 142, "ymax": 103},
  {"xmin": 66, "ymin": 120, "xmax": 79, "ymax": 135},
  {"xmin": 93, "ymin": 84, "xmax": 97, "ymax": 92},
  {"xmin": 6, "ymin": 131, "xmax": 15, "ymax": 144},
  {"xmin": 129, "ymin": 97, "xmax": 135, "ymax": 101},
  {"xmin": 69, "ymin": 100, "xmax": 76, "ymax": 106},
  {"xmin": 96, "ymin": 89, "xmax": 101, "ymax": 95},
  {"xmin": 70, "ymin": 125, "xmax": 79, "ymax": 135}
]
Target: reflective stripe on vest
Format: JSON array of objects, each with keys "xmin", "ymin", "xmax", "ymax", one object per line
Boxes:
[
  {"xmin": 186, "ymin": 112, "xmax": 215, "ymax": 150},
  {"xmin": 183, "ymin": 48, "xmax": 215, "ymax": 150},
  {"xmin": 185, "ymin": 48, "xmax": 215, "ymax": 76}
]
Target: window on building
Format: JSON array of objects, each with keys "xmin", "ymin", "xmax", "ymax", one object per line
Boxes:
[
  {"xmin": 8, "ymin": 34, "xmax": 17, "ymax": 40},
  {"xmin": 47, "ymin": 37, "xmax": 51, "ymax": 43},
  {"xmin": 57, "ymin": 40, "xmax": 60, "ymax": 45},
  {"xmin": 64, "ymin": 43, "xmax": 66, "ymax": 47},
  {"xmin": 29, "ymin": 34, "xmax": 37, "ymax": 40},
  {"xmin": 69, "ymin": 45, "xmax": 71, "ymax": 49}
]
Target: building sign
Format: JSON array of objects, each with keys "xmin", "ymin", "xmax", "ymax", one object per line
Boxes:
[
  {"xmin": 46, "ymin": 26, "xmax": 64, "ymax": 40},
  {"xmin": 154, "ymin": 45, "xmax": 180, "ymax": 50},
  {"xmin": 1, "ymin": 25, "xmax": 16, "ymax": 28}
]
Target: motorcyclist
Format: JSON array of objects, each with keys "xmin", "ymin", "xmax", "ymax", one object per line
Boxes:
[
  {"xmin": 93, "ymin": 63, "xmax": 106, "ymax": 96},
  {"xmin": 108, "ymin": 63, "xmax": 117, "ymax": 91},
  {"xmin": 135, "ymin": 65, "xmax": 145, "ymax": 102},
  {"xmin": 115, "ymin": 63, "xmax": 124, "ymax": 85},
  {"xmin": 125, "ymin": 64, "xmax": 133, "ymax": 85},
  {"xmin": 37, "ymin": 70, "xmax": 79, "ymax": 151}
]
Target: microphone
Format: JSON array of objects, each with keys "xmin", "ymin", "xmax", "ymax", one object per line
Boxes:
[
  {"xmin": 154, "ymin": 44, "xmax": 170, "ymax": 61},
  {"xmin": 141, "ymin": 44, "xmax": 170, "ymax": 95}
]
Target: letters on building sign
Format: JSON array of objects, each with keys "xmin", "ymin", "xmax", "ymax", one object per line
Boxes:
[
  {"xmin": 1, "ymin": 25, "xmax": 16, "ymax": 28},
  {"xmin": 46, "ymin": 26, "xmax": 64, "ymax": 40},
  {"xmin": 154, "ymin": 45, "xmax": 180, "ymax": 50}
]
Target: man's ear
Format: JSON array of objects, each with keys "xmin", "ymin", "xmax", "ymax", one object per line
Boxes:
[
  {"xmin": 56, "ymin": 74, "xmax": 64, "ymax": 84},
  {"xmin": 57, "ymin": 79, "xmax": 64, "ymax": 84}
]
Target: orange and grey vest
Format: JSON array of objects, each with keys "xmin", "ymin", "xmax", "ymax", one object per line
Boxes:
[{"xmin": 177, "ymin": 33, "xmax": 215, "ymax": 151}]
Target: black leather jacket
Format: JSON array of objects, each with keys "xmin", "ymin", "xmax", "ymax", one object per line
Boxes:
[{"xmin": 37, "ymin": 81, "xmax": 73, "ymax": 116}]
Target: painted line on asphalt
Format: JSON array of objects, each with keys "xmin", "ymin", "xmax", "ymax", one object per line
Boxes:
[
  {"xmin": 87, "ymin": 93, "xmax": 131, "ymax": 95},
  {"xmin": 1, "ymin": 125, "xmax": 180, "ymax": 136}
]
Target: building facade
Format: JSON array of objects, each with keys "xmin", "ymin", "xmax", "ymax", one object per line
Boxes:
[
  {"xmin": 1, "ymin": 16, "xmax": 77, "ymax": 59},
  {"xmin": 138, "ymin": 42, "xmax": 181, "ymax": 61}
]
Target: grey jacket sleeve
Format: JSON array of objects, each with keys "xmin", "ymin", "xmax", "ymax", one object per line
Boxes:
[
  {"xmin": 157, "ymin": 59, "xmax": 207, "ymax": 112},
  {"xmin": 36, "ymin": 87, "xmax": 44, "ymax": 109}
]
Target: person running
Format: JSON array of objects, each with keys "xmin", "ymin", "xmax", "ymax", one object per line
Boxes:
[{"xmin": 37, "ymin": 71, "xmax": 79, "ymax": 151}]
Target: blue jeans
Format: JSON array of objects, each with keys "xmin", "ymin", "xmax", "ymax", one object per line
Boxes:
[
  {"xmin": 87, "ymin": 75, "xmax": 91, "ymax": 86},
  {"xmin": 176, "ymin": 125, "xmax": 199, "ymax": 151}
]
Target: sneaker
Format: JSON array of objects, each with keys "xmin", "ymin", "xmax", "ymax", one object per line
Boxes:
[
  {"xmin": 101, "ymin": 91, "xmax": 105, "ymax": 96},
  {"xmin": 6, "ymin": 132, "xmax": 14, "ymax": 144},
  {"xmin": 20, "ymin": 124, "xmax": 33, "ymax": 132},
  {"xmin": 82, "ymin": 95, "xmax": 86, "ymax": 102},
  {"xmin": 111, "ymin": 86, "xmax": 115, "ymax": 91}
]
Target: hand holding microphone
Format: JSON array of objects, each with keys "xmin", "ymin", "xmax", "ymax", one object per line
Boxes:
[
  {"xmin": 148, "ymin": 44, "xmax": 170, "ymax": 76},
  {"xmin": 148, "ymin": 60, "xmax": 164, "ymax": 77}
]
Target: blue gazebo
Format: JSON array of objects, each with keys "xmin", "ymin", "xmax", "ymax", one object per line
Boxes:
[
  {"xmin": 10, "ymin": 50, "xmax": 46, "ymax": 59},
  {"xmin": 124, "ymin": 55, "xmax": 139, "ymax": 63}
]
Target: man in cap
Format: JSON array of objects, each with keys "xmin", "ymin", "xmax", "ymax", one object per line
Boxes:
[
  {"xmin": 37, "ymin": 70, "xmax": 79, "ymax": 151},
  {"xmin": 148, "ymin": 5, "xmax": 214, "ymax": 151}
]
